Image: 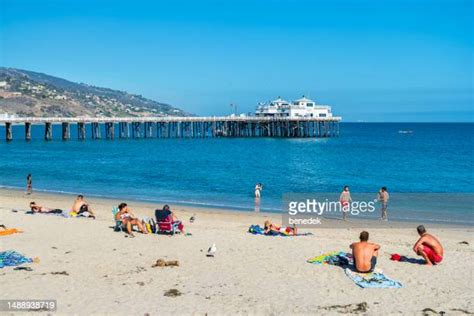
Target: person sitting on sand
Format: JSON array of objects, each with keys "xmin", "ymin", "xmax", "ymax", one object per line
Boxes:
[
  {"xmin": 263, "ymin": 220, "xmax": 297, "ymax": 236},
  {"xmin": 350, "ymin": 231, "xmax": 380, "ymax": 273},
  {"xmin": 71, "ymin": 195, "xmax": 95, "ymax": 219},
  {"xmin": 115, "ymin": 203, "xmax": 148, "ymax": 237},
  {"xmin": 413, "ymin": 225, "xmax": 443, "ymax": 265},
  {"xmin": 155, "ymin": 205, "xmax": 184, "ymax": 233},
  {"xmin": 29, "ymin": 202, "xmax": 64, "ymax": 214}
]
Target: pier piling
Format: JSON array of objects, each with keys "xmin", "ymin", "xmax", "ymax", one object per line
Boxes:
[
  {"xmin": 44, "ymin": 122, "xmax": 53, "ymax": 141},
  {"xmin": 132, "ymin": 122, "xmax": 141, "ymax": 138},
  {"xmin": 5, "ymin": 122, "xmax": 12, "ymax": 141},
  {"xmin": 62, "ymin": 122, "xmax": 70, "ymax": 140},
  {"xmin": 25, "ymin": 122, "xmax": 31, "ymax": 141},
  {"xmin": 105, "ymin": 122, "xmax": 115, "ymax": 139},
  {"xmin": 78, "ymin": 123, "xmax": 86, "ymax": 140},
  {"xmin": 119, "ymin": 122, "xmax": 129, "ymax": 138},
  {"xmin": 91, "ymin": 123, "xmax": 101, "ymax": 139}
]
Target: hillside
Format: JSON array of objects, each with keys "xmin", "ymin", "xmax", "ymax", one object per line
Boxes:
[{"xmin": 0, "ymin": 67, "xmax": 190, "ymax": 117}]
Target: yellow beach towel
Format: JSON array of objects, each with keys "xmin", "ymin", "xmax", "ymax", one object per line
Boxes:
[{"xmin": 0, "ymin": 228, "xmax": 23, "ymax": 236}]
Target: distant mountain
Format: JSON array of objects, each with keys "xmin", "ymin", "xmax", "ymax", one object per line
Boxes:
[{"xmin": 0, "ymin": 67, "xmax": 191, "ymax": 117}]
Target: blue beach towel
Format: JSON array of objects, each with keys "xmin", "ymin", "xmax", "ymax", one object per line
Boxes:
[
  {"xmin": 344, "ymin": 268, "xmax": 402, "ymax": 288},
  {"xmin": 0, "ymin": 251, "xmax": 33, "ymax": 268},
  {"xmin": 248, "ymin": 224, "xmax": 265, "ymax": 235}
]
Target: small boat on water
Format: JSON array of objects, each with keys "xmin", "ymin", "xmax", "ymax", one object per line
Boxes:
[{"xmin": 398, "ymin": 130, "xmax": 413, "ymax": 134}]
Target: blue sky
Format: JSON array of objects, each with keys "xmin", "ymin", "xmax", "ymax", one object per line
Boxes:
[{"xmin": 1, "ymin": 0, "xmax": 472, "ymax": 121}]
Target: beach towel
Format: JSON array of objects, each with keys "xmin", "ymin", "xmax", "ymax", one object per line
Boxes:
[
  {"xmin": 248, "ymin": 224, "xmax": 265, "ymax": 235},
  {"xmin": 344, "ymin": 268, "xmax": 402, "ymax": 288},
  {"xmin": 27, "ymin": 210, "xmax": 69, "ymax": 218},
  {"xmin": 248, "ymin": 225, "xmax": 312, "ymax": 237},
  {"xmin": 307, "ymin": 251, "xmax": 353, "ymax": 266},
  {"xmin": 0, "ymin": 251, "xmax": 36, "ymax": 268},
  {"xmin": 0, "ymin": 228, "xmax": 23, "ymax": 236}
]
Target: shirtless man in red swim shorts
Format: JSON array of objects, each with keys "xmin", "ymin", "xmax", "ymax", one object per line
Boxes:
[{"xmin": 413, "ymin": 225, "xmax": 444, "ymax": 266}]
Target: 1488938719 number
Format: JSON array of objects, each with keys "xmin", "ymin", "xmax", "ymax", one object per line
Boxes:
[{"xmin": 0, "ymin": 300, "xmax": 57, "ymax": 311}]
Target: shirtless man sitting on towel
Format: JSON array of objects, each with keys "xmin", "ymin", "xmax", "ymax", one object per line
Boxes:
[
  {"xmin": 413, "ymin": 225, "xmax": 443, "ymax": 265},
  {"xmin": 350, "ymin": 231, "xmax": 380, "ymax": 273},
  {"xmin": 72, "ymin": 195, "xmax": 95, "ymax": 218}
]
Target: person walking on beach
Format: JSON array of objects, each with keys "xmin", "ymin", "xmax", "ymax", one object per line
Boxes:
[
  {"xmin": 413, "ymin": 225, "xmax": 443, "ymax": 266},
  {"xmin": 339, "ymin": 186, "xmax": 352, "ymax": 221},
  {"xmin": 26, "ymin": 174, "xmax": 32, "ymax": 195},
  {"xmin": 377, "ymin": 187, "xmax": 389, "ymax": 221},
  {"xmin": 350, "ymin": 231, "xmax": 380, "ymax": 273},
  {"xmin": 254, "ymin": 183, "xmax": 263, "ymax": 198}
]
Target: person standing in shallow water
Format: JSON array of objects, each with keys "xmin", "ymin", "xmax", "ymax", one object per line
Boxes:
[
  {"xmin": 378, "ymin": 187, "xmax": 389, "ymax": 221},
  {"xmin": 339, "ymin": 186, "xmax": 352, "ymax": 221},
  {"xmin": 254, "ymin": 183, "xmax": 262, "ymax": 198},
  {"xmin": 26, "ymin": 174, "xmax": 32, "ymax": 195}
]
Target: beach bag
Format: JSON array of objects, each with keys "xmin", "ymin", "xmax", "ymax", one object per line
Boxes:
[
  {"xmin": 149, "ymin": 218, "xmax": 157, "ymax": 234},
  {"xmin": 146, "ymin": 222, "xmax": 152, "ymax": 233},
  {"xmin": 141, "ymin": 218, "xmax": 152, "ymax": 234}
]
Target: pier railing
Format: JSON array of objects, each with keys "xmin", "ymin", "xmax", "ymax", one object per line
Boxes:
[
  {"xmin": 0, "ymin": 116, "xmax": 341, "ymax": 123},
  {"xmin": 0, "ymin": 116, "xmax": 341, "ymax": 140}
]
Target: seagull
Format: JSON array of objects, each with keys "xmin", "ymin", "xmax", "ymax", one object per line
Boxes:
[
  {"xmin": 190, "ymin": 214, "xmax": 196, "ymax": 223},
  {"xmin": 207, "ymin": 243, "xmax": 217, "ymax": 257}
]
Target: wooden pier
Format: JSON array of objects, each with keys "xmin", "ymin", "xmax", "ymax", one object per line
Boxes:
[{"xmin": 0, "ymin": 116, "xmax": 341, "ymax": 141}]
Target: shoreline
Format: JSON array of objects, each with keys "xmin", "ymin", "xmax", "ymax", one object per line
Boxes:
[
  {"xmin": 1, "ymin": 186, "xmax": 472, "ymax": 228},
  {"xmin": 0, "ymin": 187, "xmax": 474, "ymax": 232}
]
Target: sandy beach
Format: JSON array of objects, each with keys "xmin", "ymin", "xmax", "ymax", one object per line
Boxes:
[{"xmin": 0, "ymin": 188, "xmax": 473, "ymax": 315}]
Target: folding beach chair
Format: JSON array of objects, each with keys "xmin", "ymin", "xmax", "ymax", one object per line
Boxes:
[
  {"xmin": 157, "ymin": 215, "xmax": 182, "ymax": 235},
  {"xmin": 111, "ymin": 207, "xmax": 124, "ymax": 232}
]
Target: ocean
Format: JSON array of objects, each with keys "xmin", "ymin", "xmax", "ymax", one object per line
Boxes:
[{"xmin": 0, "ymin": 123, "xmax": 473, "ymax": 224}]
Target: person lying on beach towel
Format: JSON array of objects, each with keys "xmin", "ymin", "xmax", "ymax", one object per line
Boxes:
[
  {"xmin": 115, "ymin": 203, "xmax": 148, "ymax": 237},
  {"xmin": 264, "ymin": 220, "xmax": 297, "ymax": 236},
  {"xmin": 413, "ymin": 225, "xmax": 443, "ymax": 265},
  {"xmin": 28, "ymin": 202, "xmax": 64, "ymax": 214},
  {"xmin": 71, "ymin": 195, "xmax": 96, "ymax": 219},
  {"xmin": 350, "ymin": 231, "xmax": 380, "ymax": 273},
  {"xmin": 248, "ymin": 224, "xmax": 311, "ymax": 236}
]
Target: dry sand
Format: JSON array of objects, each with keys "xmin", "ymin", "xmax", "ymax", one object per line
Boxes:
[{"xmin": 0, "ymin": 188, "xmax": 473, "ymax": 315}]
